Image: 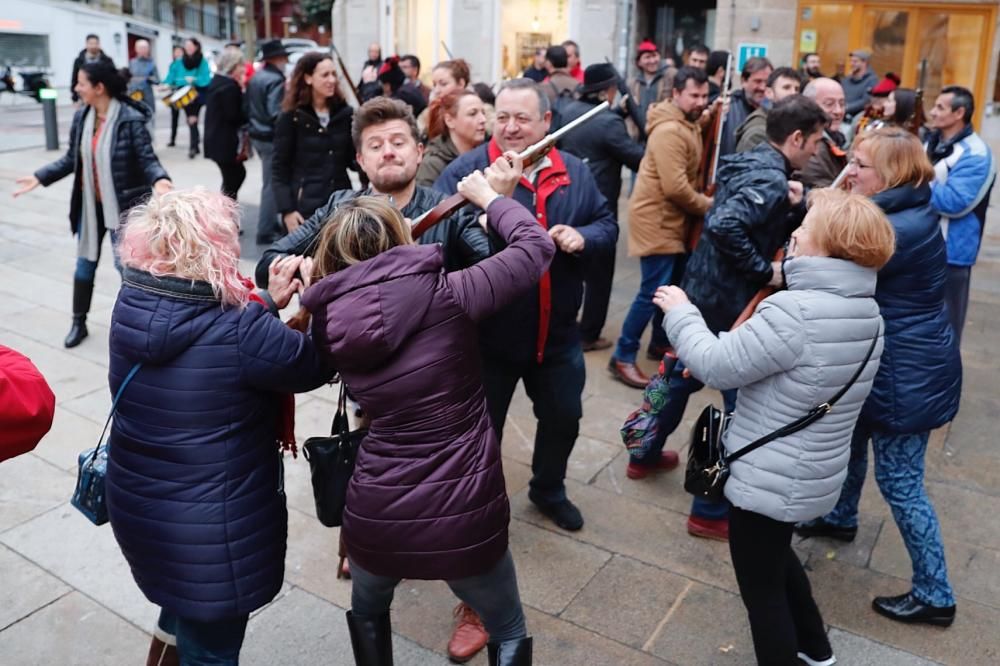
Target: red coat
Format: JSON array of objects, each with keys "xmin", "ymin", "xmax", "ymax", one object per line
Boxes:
[{"xmin": 0, "ymin": 346, "xmax": 55, "ymax": 462}]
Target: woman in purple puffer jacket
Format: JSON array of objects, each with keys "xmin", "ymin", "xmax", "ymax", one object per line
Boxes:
[{"xmin": 300, "ymin": 167, "xmax": 554, "ymax": 666}]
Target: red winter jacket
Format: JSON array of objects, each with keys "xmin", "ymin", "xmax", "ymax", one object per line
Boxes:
[{"xmin": 0, "ymin": 346, "xmax": 55, "ymax": 462}]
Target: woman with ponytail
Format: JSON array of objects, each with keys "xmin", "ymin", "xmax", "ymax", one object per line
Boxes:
[
  {"xmin": 14, "ymin": 59, "xmax": 171, "ymax": 348},
  {"xmin": 416, "ymin": 89, "xmax": 487, "ymax": 187}
]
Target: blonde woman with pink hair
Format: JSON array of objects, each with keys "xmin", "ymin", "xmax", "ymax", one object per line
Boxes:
[{"xmin": 105, "ymin": 188, "xmax": 333, "ymax": 665}]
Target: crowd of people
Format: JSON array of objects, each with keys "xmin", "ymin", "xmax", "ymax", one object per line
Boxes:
[{"xmin": 5, "ymin": 30, "xmax": 997, "ymax": 666}]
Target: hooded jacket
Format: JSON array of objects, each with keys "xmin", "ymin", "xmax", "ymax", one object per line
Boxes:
[
  {"xmin": 627, "ymin": 101, "xmax": 711, "ymax": 257},
  {"xmin": 666, "ymin": 256, "xmax": 884, "ymax": 523},
  {"xmin": 416, "ymin": 134, "xmax": 461, "ymax": 188},
  {"xmin": 35, "ymin": 99, "xmax": 169, "ymax": 234},
  {"xmin": 300, "ymin": 198, "xmax": 555, "ymax": 579},
  {"xmin": 106, "ymin": 269, "xmax": 331, "ymax": 622},
  {"xmin": 681, "ymin": 142, "xmax": 803, "ymax": 333},
  {"xmin": 860, "ymin": 184, "xmax": 962, "ymax": 433}
]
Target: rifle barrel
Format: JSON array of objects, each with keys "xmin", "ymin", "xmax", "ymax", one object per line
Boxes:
[{"xmin": 517, "ymin": 101, "xmax": 610, "ymax": 161}]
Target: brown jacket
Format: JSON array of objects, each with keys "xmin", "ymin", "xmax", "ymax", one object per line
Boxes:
[{"xmin": 627, "ymin": 101, "xmax": 712, "ymax": 256}]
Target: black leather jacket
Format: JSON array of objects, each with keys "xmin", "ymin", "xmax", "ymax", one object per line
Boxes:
[
  {"xmin": 680, "ymin": 142, "xmax": 804, "ymax": 333},
  {"xmin": 245, "ymin": 64, "xmax": 285, "ymax": 140},
  {"xmin": 255, "ymin": 185, "xmax": 491, "ymax": 287}
]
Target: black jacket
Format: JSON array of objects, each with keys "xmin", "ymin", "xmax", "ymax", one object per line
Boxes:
[
  {"xmin": 35, "ymin": 98, "xmax": 169, "ymax": 234},
  {"xmin": 272, "ymin": 102, "xmax": 354, "ymax": 218},
  {"xmin": 680, "ymin": 142, "xmax": 803, "ymax": 333},
  {"xmin": 255, "ymin": 186, "xmax": 490, "ymax": 288},
  {"xmin": 718, "ymin": 89, "xmax": 757, "ymax": 158},
  {"xmin": 203, "ymin": 74, "xmax": 246, "ymax": 163},
  {"xmin": 245, "ymin": 63, "xmax": 285, "ymax": 140},
  {"xmin": 71, "ymin": 49, "xmax": 114, "ymax": 102},
  {"xmin": 557, "ymin": 98, "xmax": 644, "ymax": 213}
]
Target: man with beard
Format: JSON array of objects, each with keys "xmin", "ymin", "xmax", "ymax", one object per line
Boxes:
[
  {"xmin": 434, "ymin": 77, "xmax": 617, "ymax": 663},
  {"xmin": 801, "ymin": 52, "xmax": 823, "ymax": 80},
  {"xmin": 626, "ymin": 40, "xmax": 675, "ymax": 143},
  {"xmin": 799, "ymin": 77, "xmax": 849, "ymax": 188},
  {"xmin": 255, "ymin": 97, "xmax": 492, "ymax": 287},
  {"xmin": 609, "ymin": 67, "xmax": 712, "ymax": 391},
  {"xmin": 842, "ymin": 49, "xmax": 879, "ymax": 120},
  {"xmin": 718, "ymin": 57, "xmax": 773, "ymax": 156},
  {"xmin": 632, "ymin": 95, "xmax": 828, "ymax": 541},
  {"xmin": 70, "ymin": 34, "xmax": 114, "ymax": 104}
]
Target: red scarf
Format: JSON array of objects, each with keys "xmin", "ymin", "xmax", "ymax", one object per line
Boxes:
[
  {"xmin": 243, "ymin": 277, "xmax": 298, "ymax": 458},
  {"xmin": 487, "ymin": 138, "xmax": 571, "ymax": 363}
]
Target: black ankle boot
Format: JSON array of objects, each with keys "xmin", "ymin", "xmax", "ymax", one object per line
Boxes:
[
  {"xmin": 65, "ymin": 280, "xmax": 94, "ymax": 348},
  {"xmin": 488, "ymin": 636, "xmax": 532, "ymax": 666},
  {"xmin": 189, "ymin": 124, "xmax": 200, "ymax": 158},
  {"xmin": 346, "ymin": 610, "xmax": 393, "ymax": 666}
]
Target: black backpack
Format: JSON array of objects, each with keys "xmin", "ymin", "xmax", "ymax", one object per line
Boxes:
[{"xmin": 547, "ymin": 81, "xmax": 576, "ymax": 132}]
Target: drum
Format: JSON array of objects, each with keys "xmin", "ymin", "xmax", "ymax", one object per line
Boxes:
[{"xmin": 163, "ymin": 85, "xmax": 197, "ymax": 110}]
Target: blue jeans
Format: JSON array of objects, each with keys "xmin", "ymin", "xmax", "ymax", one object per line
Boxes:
[
  {"xmin": 350, "ymin": 549, "xmax": 527, "ymax": 643},
  {"xmin": 632, "ymin": 359, "xmax": 736, "ymax": 520},
  {"xmin": 482, "ymin": 345, "xmax": 586, "ymax": 503},
  {"xmin": 157, "ymin": 609, "xmax": 249, "ymax": 665},
  {"xmin": 73, "ymin": 204, "xmax": 121, "ymax": 282},
  {"xmin": 614, "ymin": 254, "xmax": 679, "ymax": 363},
  {"xmin": 821, "ymin": 427, "xmax": 955, "ymax": 607}
]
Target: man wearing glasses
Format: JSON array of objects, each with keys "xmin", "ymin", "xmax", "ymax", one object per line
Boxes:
[{"xmin": 798, "ymin": 77, "xmax": 849, "ymax": 188}]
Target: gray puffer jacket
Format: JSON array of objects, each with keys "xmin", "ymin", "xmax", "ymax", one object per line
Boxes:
[{"xmin": 665, "ymin": 256, "xmax": 884, "ymax": 523}]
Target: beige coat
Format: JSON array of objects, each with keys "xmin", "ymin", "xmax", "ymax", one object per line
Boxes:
[{"xmin": 627, "ymin": 101, "xmax": 712, "ymax": 256}]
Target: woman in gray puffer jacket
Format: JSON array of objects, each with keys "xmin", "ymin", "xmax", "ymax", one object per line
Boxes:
[{"xmin": 655, "ymin": 189, "xmax": 896, "ymax": 666}]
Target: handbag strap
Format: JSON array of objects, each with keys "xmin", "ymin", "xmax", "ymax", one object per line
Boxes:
[
  {"xmin": 90, "ymin": 363, "xmax": 142, "ymax": 463},
  {"xmin": 329, "ymin": 379, "xmax": 350, "ymax": 436},
  {"xmin": 723, "ymin": 327, "xmax": 880, "ymax": 466}
]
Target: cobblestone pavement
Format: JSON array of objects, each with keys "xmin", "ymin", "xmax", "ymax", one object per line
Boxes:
[{"xmin": 1, "ymin": 104, "xmax": 998, "ymax": 665}]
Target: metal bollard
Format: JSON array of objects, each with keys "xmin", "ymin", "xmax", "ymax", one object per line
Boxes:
[{"xmin": 39, "ymin": 88, "xmax": 59, "ymax": 150}]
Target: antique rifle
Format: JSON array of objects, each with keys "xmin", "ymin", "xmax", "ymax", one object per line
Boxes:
[
  {"xmin": 330, "ymin": 42, "xmax": 361, "ymax": 108},
  {"xmin": 687, "ymin": 52, "xmax": 733, "ymax": 250},
  {"xmin": 409, "ymin": 101, "xmax": 611, "ymax": 239},
  {"xmin": 904, "ymin": 59, "xmax": 928, "ymax": 137}
]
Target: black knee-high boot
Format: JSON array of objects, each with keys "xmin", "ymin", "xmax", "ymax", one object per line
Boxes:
[
  {"xmin": 188, "ymin": 122, "xmax": 200, "ymax": 158},
  {"xmin": 346, "ymin": 611, "xmax": 393, "ymax": 666},
  {"xmin": 65, "ymin": 279, "xmax": 94, "ymax": 348},
  {"xmin": 169, "ymin": 108, "xmax": 179, "ymax": 146},
  {"xmin": 488, "ymin": 637, "xmax": 532, "ymax": 666}
]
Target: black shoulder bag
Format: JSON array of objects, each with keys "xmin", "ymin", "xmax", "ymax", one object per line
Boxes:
[
  {"xmin": 685, "ymin": 330, "xmax": 880, "ymax": 502},
  {"xmin": 302, "ymin": 381, "xmax": 368, "ymax": 527}
]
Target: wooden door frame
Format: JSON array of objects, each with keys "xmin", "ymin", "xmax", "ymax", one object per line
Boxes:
[{"xmin": 794, "ymin": 1, "xmax": 997, "ymax": 125}]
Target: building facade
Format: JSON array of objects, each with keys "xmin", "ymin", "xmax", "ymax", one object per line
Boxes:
[{"xmin": 335, "ymin": 0, "xmax": 1000, "ymax": 124}]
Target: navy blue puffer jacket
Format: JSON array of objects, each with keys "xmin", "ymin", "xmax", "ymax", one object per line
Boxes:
[
  {"xmin": 106, "ymin": 269, "xmax": 331, "ymax": 622},
  {"xmin": 861, "ymin": 184, "xmax": 962, "ymax": 433}
]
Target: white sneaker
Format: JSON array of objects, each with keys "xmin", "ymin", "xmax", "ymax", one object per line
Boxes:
[{"xmin": 797, "ymin": 652, "xmax": 836, "ymax": 666}]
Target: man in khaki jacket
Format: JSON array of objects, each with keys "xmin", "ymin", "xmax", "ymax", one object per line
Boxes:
[{"xmin": 610, "ymin": 67, "xmax": 712, "ymax": 389}]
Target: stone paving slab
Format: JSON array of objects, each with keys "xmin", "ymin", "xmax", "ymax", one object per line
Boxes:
[
  {"xmin": 3, "ymin": 116, "xmax": 1000, "ymax": 665},
  {"xmin": 0, "ymin": 591, "xmax": 151, "ymax": 666}
]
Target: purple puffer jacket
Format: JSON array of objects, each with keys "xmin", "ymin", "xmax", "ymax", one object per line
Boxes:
[{"xmin": 301, "ymin": 197, "xmax": 555, "ymax": 580}]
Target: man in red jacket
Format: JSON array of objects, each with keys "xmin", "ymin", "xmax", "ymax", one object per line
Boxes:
[{"xmin": 0, "ymin": 345, "xmax": 55, "ymax": 462}]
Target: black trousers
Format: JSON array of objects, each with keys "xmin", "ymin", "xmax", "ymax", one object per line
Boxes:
[
  {"xmin": 170, "ymin": 107, "xmax": 180, "ymax": 143},
  {"xmin": 729, "ymin": 506, "xmax": 831, "ymax": 665},
  {"xmin": 579, "ymin": 251, "xmax": 615, "ymax": 343},
  {"xmin": 214, "ymin": 159, "xmax": 247, "ymax": 200}
]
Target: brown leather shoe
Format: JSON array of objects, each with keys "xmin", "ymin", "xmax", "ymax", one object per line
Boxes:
[
  {"xmin": 608, "ymin": 358, "xmax": 650, "ymax": 389},
  {"xmin": 581, "ymin": 337, "xmax": 613, "ymax": 352},
  {"xmin": 146, "ymin": 636, "xmax": 178, "ymax": 666},
  {"xmin": 447, "ymin": 602, "xmax": 488, "ymax": 663}
]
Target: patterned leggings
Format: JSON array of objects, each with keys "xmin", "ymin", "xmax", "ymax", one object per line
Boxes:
[{"xmin": 822, "ymin": 426, "xmax": 955, "ymax": 607}]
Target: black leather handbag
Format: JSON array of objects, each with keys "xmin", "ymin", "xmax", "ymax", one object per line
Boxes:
[
  {"xmin": 685, "ymin": 331, "xmax": 880, "ymax": 501},
  {"xmin": 302, "ymin": 382, "xmax": 367, "ymax": 528}
]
